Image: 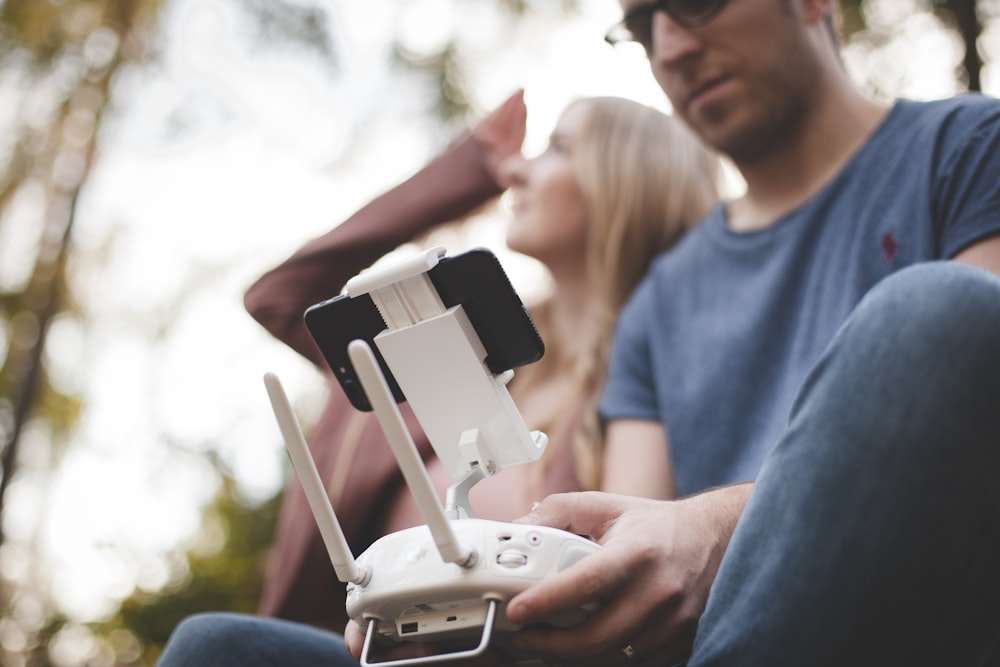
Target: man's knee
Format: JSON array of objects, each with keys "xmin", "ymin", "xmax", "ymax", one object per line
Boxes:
[
  {"xmin": 790, "ymin": 260, "xmax": 1000, "ymax": 451},
  {"xmin": 833, "ymin": 262, "xmax": 1000, "ymax": 389},
  {"xmin": 859, "ymin": 261, "xmax": 1000, "ymax": 344}
]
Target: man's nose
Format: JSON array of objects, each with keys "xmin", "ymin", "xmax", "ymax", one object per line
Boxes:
[{"xmin": 649, "ymin": 9, "xmax": 703, "ymax": 64}]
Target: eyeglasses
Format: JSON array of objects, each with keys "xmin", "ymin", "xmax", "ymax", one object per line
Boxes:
[{"xmin": 604, "ymin": 0, "xmax": 728, "ymax": 52}]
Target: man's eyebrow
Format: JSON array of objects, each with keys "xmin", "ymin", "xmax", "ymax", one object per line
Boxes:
[{"xmin": 622, "ymin": 0, "xmax": 652, "ymax": 14}]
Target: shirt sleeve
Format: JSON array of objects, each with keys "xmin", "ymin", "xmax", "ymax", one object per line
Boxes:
[{"xmin": 932, "ymin": 97, "xmax": 1000, "ymax": 258}]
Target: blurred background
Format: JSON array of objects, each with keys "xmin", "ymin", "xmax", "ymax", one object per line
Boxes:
[{"xmin": 0, "ymin": 0, "xmax": 996, "ymax": 664}]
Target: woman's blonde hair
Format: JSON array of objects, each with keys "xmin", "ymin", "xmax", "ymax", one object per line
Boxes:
[{"xmin": 529, "ymin": 96, "xmax": 720, "ymax": 492}]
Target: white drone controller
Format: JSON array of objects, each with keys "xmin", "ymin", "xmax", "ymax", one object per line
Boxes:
[{"xmin": 264, "ymin": 247, "xmax": 599, "ymax": 666}]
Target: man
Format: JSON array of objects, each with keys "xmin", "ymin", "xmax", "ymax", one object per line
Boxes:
[
  {"xmin": 452, "ymin": 0, "xmax": 1000, "ymax": 665},
  {"xmin": 161, "ymin": 0, "xmax": 1000, "ymax": 664}
]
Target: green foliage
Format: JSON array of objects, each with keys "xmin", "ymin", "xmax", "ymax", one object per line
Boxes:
[
  {"xmin": 0, "ymin": 0, "xmax": 163, "ymax": 63},
  {"xmin": 100, "ymin": 476, "xmax": 282, "ymax": 665},
  {"xmin": 0, "ymin": 475, "xmax": 280, "ymax": 666}
]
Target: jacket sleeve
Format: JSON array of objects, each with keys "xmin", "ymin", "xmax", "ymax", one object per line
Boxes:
[{"xmin": 244, "ymin": 131, "xmax": 506, "ymax": 368}]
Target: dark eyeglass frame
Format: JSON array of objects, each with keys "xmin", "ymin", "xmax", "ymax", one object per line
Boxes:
[{"xmin": 604, "ymin": 0, "xmax": 729, "ymax": 51}]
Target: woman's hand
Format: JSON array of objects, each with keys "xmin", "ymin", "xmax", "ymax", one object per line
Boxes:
[{"xmin": 473, "ymin": 89, "xmax": 527, "ymax": 187}]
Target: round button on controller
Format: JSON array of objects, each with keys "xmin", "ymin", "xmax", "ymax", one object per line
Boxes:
[{"xmin": 497, "ymin": 550, "xmax": 528, "ymax": 568}]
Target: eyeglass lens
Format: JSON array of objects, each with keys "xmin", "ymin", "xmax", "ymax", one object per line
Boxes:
[{"xmin": 611, "ymin": 0, "xmax": 727, "ymax": 50}]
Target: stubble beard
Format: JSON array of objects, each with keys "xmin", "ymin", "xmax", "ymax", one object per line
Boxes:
[
  {"xmin": 713, "ymin": 92, "xmax": 811, "ymax": 166},
  {"xmin": 675, "ymin": 55, "xmax": 820, "ymax": 167}
]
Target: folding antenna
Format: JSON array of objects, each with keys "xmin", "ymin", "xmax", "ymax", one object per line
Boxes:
[
  {"xmin": 348, "ymin": 339, "xmax": 478, "ymax": 568},
  {"xmin": 263, "ymin": 372, "xmax": 371, "ymax": 586}
]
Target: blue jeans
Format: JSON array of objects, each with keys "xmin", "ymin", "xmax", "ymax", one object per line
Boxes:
[
  {"xmin": 156, "ymin": 612, "xmax": 357, "ymax": 666},
  {"xmin": 689, "ymin": 262, "xmax": 1000, "ymax": 666}
]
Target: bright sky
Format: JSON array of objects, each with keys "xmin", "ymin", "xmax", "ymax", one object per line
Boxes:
[{"xmin": 2, "ymin": 0, "xmax": 996, "ymax": 639}]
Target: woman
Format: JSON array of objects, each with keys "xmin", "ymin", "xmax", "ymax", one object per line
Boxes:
[
  {"xmin": 243, "ymin": 89, "xmax": 719, "ymax": 631},
  {"xmin": 157, "ymin": 91, "xmax": 718, "ymax": 666}
]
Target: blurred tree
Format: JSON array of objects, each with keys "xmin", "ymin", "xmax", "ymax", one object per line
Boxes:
[
  {"xmin": 935, "ymin": 0, "xmax": 985, "ymax": 91},
  {"xmin": 841, "ymin": 0, "xmax": 986, "ymax": 91},
  {"xmin": 0, "ymin": 0, "xmax": 163, "ymax": 541},
  {"xmin": 242, "ymin": 0, "xmax": 339, "ymax": 67},
  {"xmin": 0, "ymin": 3, "xmax": 166, "ymax": 662},
  {"xmin": 392, "ymin": 0, "xmax": 583, "ymax": 127}
]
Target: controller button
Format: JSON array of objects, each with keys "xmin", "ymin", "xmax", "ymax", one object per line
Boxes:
[
  {"xmin": 526, "ymin": 531, "xmax": 543, "ymax": 547},
  {"xmin": 497, "ymin": 550, "xmax": 528, "ymax": 568}
]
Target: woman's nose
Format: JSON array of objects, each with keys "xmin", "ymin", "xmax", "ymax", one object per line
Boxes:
[{"xmin": 497, "ymin": 153, "xmax": 526, "ymax": 189}]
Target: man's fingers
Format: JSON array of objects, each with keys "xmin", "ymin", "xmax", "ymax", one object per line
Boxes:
[
  {"xmin": 509, "ymin": 493, "xmax": 671, "ymax": 627},
  {"xmin": 515, "ymin": 491, "xmax": 632, "ymax": 540},
  {"xmin": 507, "ymin": 494, "xmax": 706, "ymax": 664},
  {"xmin": 512, "ymin": 582, "xmax": 696, "ymax": 665},
  {"xmin": 505, "ymin": 539, "xmax": 633, "ymax": 625}
]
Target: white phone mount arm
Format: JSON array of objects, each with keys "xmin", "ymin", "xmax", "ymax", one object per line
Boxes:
[
  {"xmin": 348, "ymin": 340, "xmax": 477, "ymax": 568},
  {"xmin": 345, "ymin": 246, "xmax": 547, "ymax": 519}
]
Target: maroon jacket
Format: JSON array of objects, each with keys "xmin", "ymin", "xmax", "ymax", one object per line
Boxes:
[{"xmin": 245, "ymin": 132, "xmax": 581, "ymax": 630}]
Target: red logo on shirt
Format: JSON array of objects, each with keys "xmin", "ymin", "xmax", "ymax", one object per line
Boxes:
[{"xmin": 881, "ymin": 232, "xmax": 898, "ymax": 262}]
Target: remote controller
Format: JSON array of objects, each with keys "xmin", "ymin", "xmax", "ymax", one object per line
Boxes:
[{"xmin": 263, "ymin": 247, "xmax": 599, "ymax": 666}]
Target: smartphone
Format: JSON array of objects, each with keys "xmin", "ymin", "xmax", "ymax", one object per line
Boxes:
[{"xmin": 304, "ymin": 248, "xmax": 544, "ymax": 411}]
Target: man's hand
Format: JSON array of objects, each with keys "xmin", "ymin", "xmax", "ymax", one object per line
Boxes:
[{"xmin": 505, "ymin": 488, "xmax": 750, "ymax": 666}]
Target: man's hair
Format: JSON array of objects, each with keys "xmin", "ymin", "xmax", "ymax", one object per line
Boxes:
[
  {"xmin": 823, "ymin": 1, "xmax": 846, "ymax": 68},
  {"xmin": 781, "ymin": 0, "xmax": 841, "ymax": 50},
  {"xmin": 825, "ymin": 2, "xmax": 842, "ymax": 49}
]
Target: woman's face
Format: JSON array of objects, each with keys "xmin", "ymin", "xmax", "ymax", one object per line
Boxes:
[{"xmin": 504, "ymin": 103, "xmax": 591, "ymax": 269}]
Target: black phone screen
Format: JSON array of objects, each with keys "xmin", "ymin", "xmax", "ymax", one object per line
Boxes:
[{"xmin": 304, "ymin": 248, "xmax": 544, "ymax": 411}]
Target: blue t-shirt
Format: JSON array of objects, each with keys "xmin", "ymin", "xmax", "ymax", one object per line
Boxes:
[{"xmin": 601, "ymin": 94, "xmax": 1000, "ymax": 497}]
